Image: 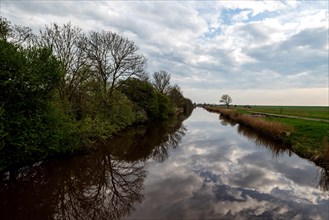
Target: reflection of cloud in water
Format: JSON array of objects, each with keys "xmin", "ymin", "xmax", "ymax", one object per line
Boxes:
[
  {"xmin": 126, "ymin": 164, "xmax": 204, "ymax": 220},
  {"xmin": 220, "ymin": 114, "xmax": 293, "ymax": 158},
  {"xmin": 129, "ymin": 162, "xmax": 328, "ymax": 219},
  {"xmin": 127, "ymin": 109, "xmax": 329, "ymax": 219},
  {"xmin": 237, "ymin": 124, "xmax": 292, "ymax": 156},
  {"xmin": 130, "ymin": 161, "xmax": 328, "ymax": 219},
  {"xmin": 220, "ymin": 113, "xmax": 329, "ymax": 192}
]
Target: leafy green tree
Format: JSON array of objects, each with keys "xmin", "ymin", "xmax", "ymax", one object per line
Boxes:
[
  {"xmin": 156, "ymin": 92, "xmax": 172, "ymax": 120},
  {"xmin": 120, "ymin": 78, "xmax": 159, "ymax": 121},
  {"xmin": 168, "ymin": 84, "xmax": 185, "ymax": 108},
  {"xmin": 106, "ymin": 91, "xmax": 135, "ymax": 129},
  {"xmin": 0, "ymin": 39, "xmax": 75, "ymax": 170}
]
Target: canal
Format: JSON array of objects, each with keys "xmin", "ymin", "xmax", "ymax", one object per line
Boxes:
[{"xmin": 0, "ymin": 108, "xmax": 328, "ymax": 219}]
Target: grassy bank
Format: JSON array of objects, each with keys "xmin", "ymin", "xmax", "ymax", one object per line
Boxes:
[
  {"xmin": 205, "ymin": 106, "xmax": 329, "ymax": 163},
  {"xmin": 266, "ymin": 117, "xmax": 329, "ymax": 162}
]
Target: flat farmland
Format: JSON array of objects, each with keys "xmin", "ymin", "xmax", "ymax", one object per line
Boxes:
[{"xmin": 237, "ymin": 106, "xmax": 329, "ymax": 120}]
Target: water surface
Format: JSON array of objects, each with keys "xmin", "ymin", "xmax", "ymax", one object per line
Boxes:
[
  {"xmin": 126, "ymin": 108, "xmax": 328, "ymax": 219},
  {"xmin": 0, "ymin": 108, "xmax": 328, "ymax": 219}
]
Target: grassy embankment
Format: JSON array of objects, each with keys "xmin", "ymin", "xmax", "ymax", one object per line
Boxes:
[{"xmin": 205, "ymin": 106, "xmax": 329, "ymax": 163}]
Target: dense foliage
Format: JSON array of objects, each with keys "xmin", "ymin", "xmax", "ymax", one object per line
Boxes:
[
  {"xmin": 0, "ymin": 18, "xmax": 194, "ymax": 171},
  {"xmin": 0, "ymin": 39, "xmax": 77, "ymax": 170}
]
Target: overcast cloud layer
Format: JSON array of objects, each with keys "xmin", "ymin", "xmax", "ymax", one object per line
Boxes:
[{"xmin": 1, "ymin": 0, "xmax": 328, "ymax": 105}]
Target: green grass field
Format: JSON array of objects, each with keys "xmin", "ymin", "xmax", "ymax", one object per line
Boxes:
[
  {"xmin": 266, "ymin": 117, "xmax": 329, "ymax": 158},
  {"xmin": 236, "ymin": 105, "xmax": 329, "ymax": 120},
  {"xmin": 240, "ymin": 106, "xmax": 329, "ymax": 159}
]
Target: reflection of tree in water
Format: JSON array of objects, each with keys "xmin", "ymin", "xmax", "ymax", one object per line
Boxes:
[
  {"xmin": 317, "ymin": 163, "xmax": 329, "ymax": 192},
  {"xmin": 0, "ymin": 117, "xmax": 188, "ymax": 219},
  {"xmin": 0, "ymin": 149, "xmax": 146, "ymax": 219},
  {"xmin": 56, "ymin": 155, "xmax": 146, "ymax": 220},
  {"xmin": 236, "ymin": 124, "xmax": 329, "ymax": 192},
  {"xmin": 219, "ymin": 114, "xmax": 292, "ymax": 157},
  {"xmin": 219, "ymin": 115, "xmax": 329, "ymax": 192},
  {"xmin": 219, "ymin": 115, "xmax": 237, "ymax": 127},
  {"xmin": 237, "ymin": 125, "xmax": 293, "ymax": 158},
  {"xmin": 150, "ymin": 124, "xmax": 186, "ymax": 162},
  {"xmin": 106, "ymin": 119, "xmax": 186, "ymax": 163}
]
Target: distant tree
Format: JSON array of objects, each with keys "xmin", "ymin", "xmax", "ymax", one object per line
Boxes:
[
  {"xmin": 152, "ymin": 70, "xmax": 171, "ymax": 95},
  {"xmin": 220, "ymin": 94, "xmax": 232, "ymax": 108}
]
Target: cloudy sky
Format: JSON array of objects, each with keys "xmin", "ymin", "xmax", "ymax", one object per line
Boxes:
[{"xmin": 1, "ymin": 0, "xmax": 328, "ymax": 105}]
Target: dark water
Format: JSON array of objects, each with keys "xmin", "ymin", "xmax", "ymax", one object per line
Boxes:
[{"xmin": 0, "ymin": 108, "xmax": 328, "ymax": 219}]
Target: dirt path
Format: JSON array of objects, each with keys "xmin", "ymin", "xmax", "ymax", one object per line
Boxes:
[{"xmin": 250, "ymin": 111, "xmax": 329, "ymax": 123}]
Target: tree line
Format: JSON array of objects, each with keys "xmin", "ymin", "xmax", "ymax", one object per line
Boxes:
[{"xmin": 0, "ymin": 17, "xmax": 193, "ymax": 171}]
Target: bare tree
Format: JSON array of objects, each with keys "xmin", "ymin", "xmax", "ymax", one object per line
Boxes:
[
  {"xmin": 220, "ymin": 94, "xmax": 232, "ymax": 108},
  {"xmin": 0, "ymin": 17, "xmax": 35, "ymax": 46},
  {"xmin": 38, "ymin": 23, "xmax": 90, "ymax": 102},
  {"xmin": 83, "ymin": 31, "xmax": 147, "ymax": 96},
  {"xmin": 152, "ymin": 70, "xmax": 171, "ymax": 94},
  {"xmin": 0, "ymin": 17, "xmax": 10, "ymax": 40}
]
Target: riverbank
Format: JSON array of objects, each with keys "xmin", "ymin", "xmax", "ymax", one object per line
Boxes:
[
  {"xmin": 204, "ymin": 106, "xmax": 329, "ymax": 165},
  {"xmin": 205, "ymin": 106, "xmax": 293, "ymax": 142}
]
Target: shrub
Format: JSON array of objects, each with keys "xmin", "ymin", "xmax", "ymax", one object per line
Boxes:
[
  {"xmin": 106, "ymin": 91, "xmax": 135, "ymax": 128},
  {"xmin": 120, "ymin": 78, "xmax": 174, "ymax": 120},
  {"xmin": 236, "ymin": 115, "xmax": 293, "ymax": 140},
  {"xmin": 156, "ymin": 92, "xmax": 173, "ymax": 120}
]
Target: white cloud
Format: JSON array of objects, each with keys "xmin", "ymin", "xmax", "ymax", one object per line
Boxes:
[{"xmin": 1, "ymin": 0, "xmax": 328, "ymax": 105}]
